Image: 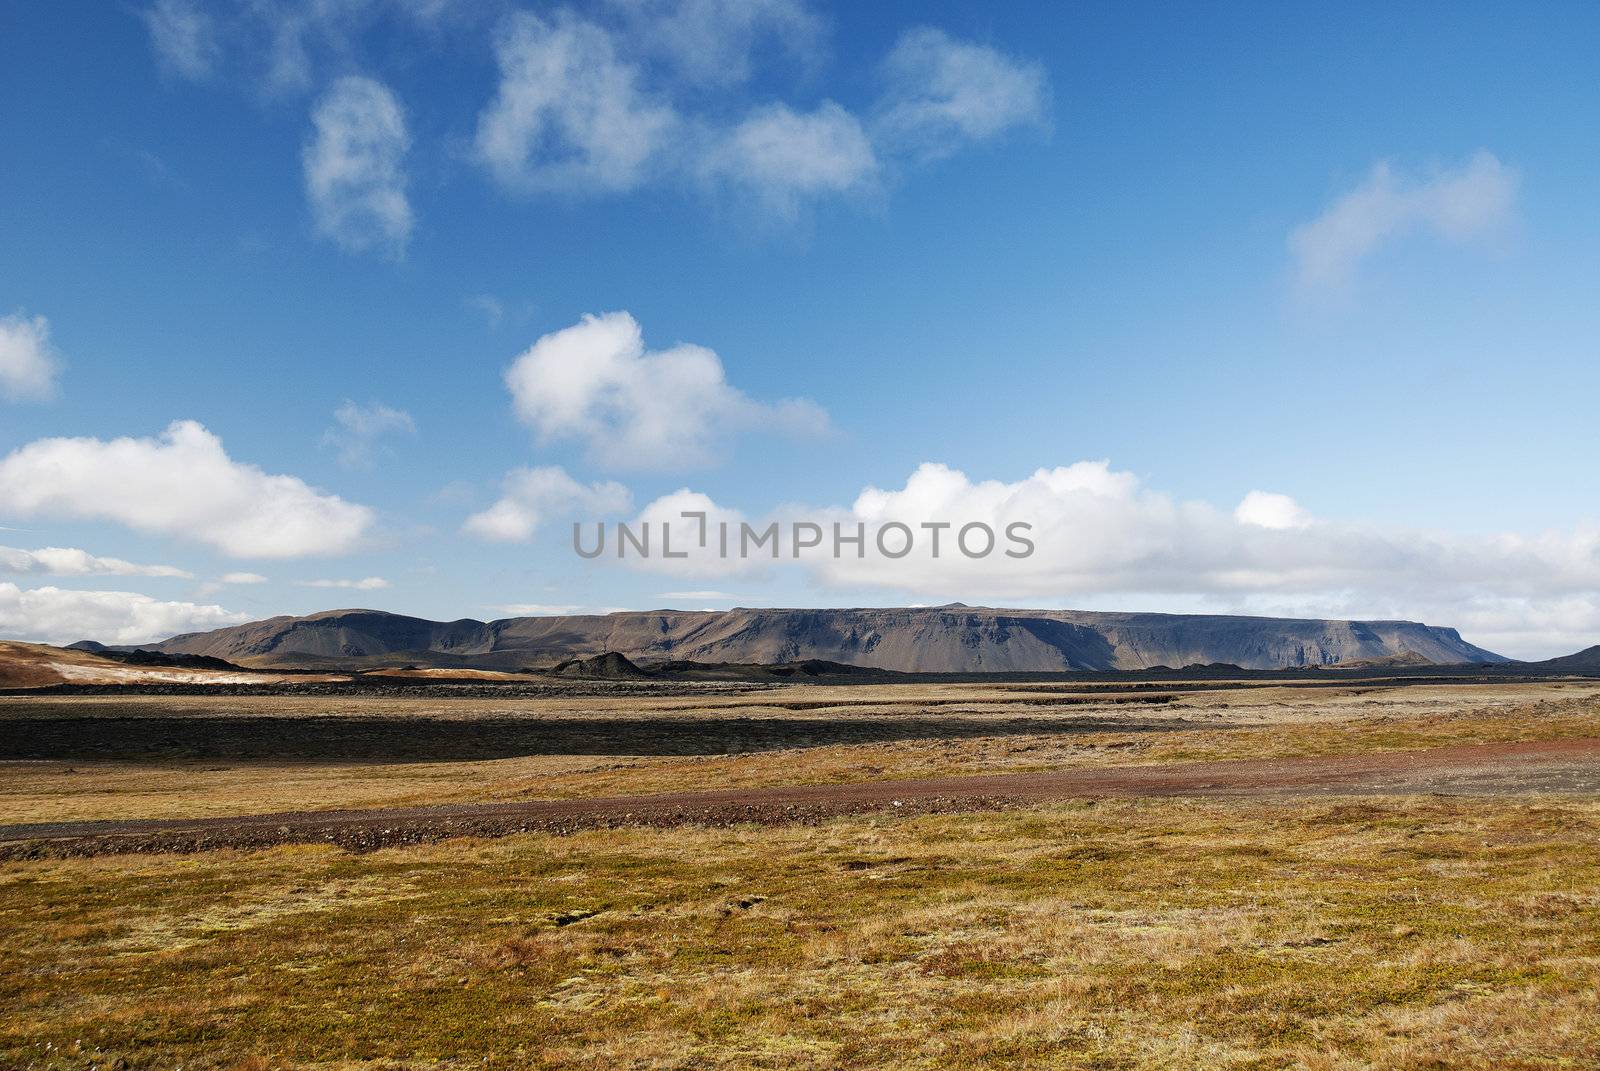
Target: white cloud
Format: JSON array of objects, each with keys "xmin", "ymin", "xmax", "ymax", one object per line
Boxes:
[
  {"xmin": 198, "ymin": 570, "xmax": 270, "ymax": 598},
  {"xmin": 606, "ymin": 0, "xmax": 823, "ymax": 88},
  {"xmin": 609, "ymin": 487, "xmax": 756, "ymax": 578},
  {"xmin": 475, "ymin": 11, "xmax": 678, "ymax": 194},
  {"xmin": 809, "ymin": 462, "xmax": 1600, "ymax": 605},
  {"xmin": 1186, "ymin": 590, "xmax": 1600, "ymax": 665},
  {"xmin": 0, "ymin": 583, "xmax": 250, "ymax": 646},
  {"xmin": 1234, "ymin": 491, "xmax": 1312, "ymax": 531},
  {"xmin": 221, "ymin": 572, "xmax": 269, "ymax": 584},
  {"xmin": 470, "ymin": 11, "xmax": 1046, "ymax": 220},
  {"xmin": 140, "ymin": 1, "xmax": 466, "ymax": 96},
  {"xmin": 142, "ymin": 0, "xmax": 220, "ymax": 80},
  {"xmin": 0, "ymin": 546, "xmax": 192, "ymax": 579},
  {"xmin": 603, "ymin": 460, "xmax": 1600, "ymax": 658},
  {"xmin": 304, "ymin": 76, "xmax": 413, "ymax": 256},
  {"xmin": 873, "ymin": 27, "xmax": 1049, "ymax": 161},
  {"xmin": 138, "ymin": 4, "xmax": 1048, "ymax": 228},
  {"xmin": 1289, "ymin": 151, "xmax": 1518, "ymax": 290},
  {"xmin": 0, "ymin": 313, "xmax": 62, "ymax": 403},
  {"xmin": 322, "ymin": 400, "xmax": 416, "ymax": 468},
  {"xmin": 489, "ymin": 602, "xmax": 590, "ymax": 616},
  {"xmin": 503, "ymin": 311, "xmax": 829, "ymax": 470},
  {"xmin": 1431, "ymin": 594, "xmax": 1600, "ymax": 662},
  {"xmin": 276, "ymin": 2, "xmax": 463, "ymax": 89},
  {"xmin": 702, "ymin": 102, "xmax": 878, "ymax": 217},
  {"xmin": 297, "ymin": 576, "xmax": 390, "ymax": 590},
  {"xmin": 464, "ymin": 466, "xmax": 632, "ymax": 543},
  {"xmin": 656, "ymin": 590, "xmax": 742, "ymax": 600},
  {"xmin": 0, "ymin": 420, "xmax": 375, "ymax": 559}
]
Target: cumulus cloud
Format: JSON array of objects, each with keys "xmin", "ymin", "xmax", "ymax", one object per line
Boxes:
[
  {"xmin": 142, "ymin": 0, "xmax": 220, "ymax": 80},
  {"xmin": 322, "ymin": 400, "xmax": 416, "ymax": 468},
  {"xmin": 701, "ymin": 102, "xmax": 878, "ymax": 217},
  {"xmin": 145, "ymin": 2, "xmax": 1049, "ymax": 227},
  {"xmin": 1234, "ymin": 491, "xmax": 1313, "ymax": 531},
  {"xmin": 0, "ymin": 421, "xmax": 375, "ymax": 559},
  {"xmin": 1289, "ymin": 151, "xmax": 1518, "ymax": 290},
  {"xmin": 297, "ymin": 576, "xmax": 390, "ymax": 590},
  {"xmin": 606, "ymin": 0, "xmax": 823, "ymax": 88},
  {"xmin": 138, "ymin": 1, "xmax": 1048, "ymax": 227},
  {"xmin": 0, "ymin": 583, "xmax": 249, "ymax": 646},
  {"xmin": 471, "ymin": 11, "xmax": 1046, "ymax": 221},
  {"xmin": 0, "ymin": 313, "xmax": 62, "ymax": 403},
  {"xmin": 0, "ymin": 546, "xmax": 192, "ymax": 579},
  {"xmin": 464, "ymin": 466, "xmax": 632, "ymax": 542},
  {"xmin": 600, "ymin": 460, "xmax": 1600, "ymax": 658},
  {"xmin": 644, "ymin": 488, "xmax": 750, "ymax": 561},
  {"xmin": 304, "ymin": 76, "xmax": 413, "ymax": 255},
  {"xmin": 582, "ymin": 486, "xmax": 757, "ymax": 579},
  {"xmin": 476, "ymin": 11, "xmax": 678, "ymax": 194},
  {"xmin": 503, "ymin": 311, "xmax": 829, "ymax": 470},
  {"xmin": 808, "ymin": 462, "xmax": 1600, "ymax": 605},
  {"xmin": 873, "ymin": 27, "xmax": 1049, "ymax": 160}
]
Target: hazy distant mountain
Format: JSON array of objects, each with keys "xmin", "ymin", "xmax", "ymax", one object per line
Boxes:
[{"xmin": 130, "ymin": 606, "xmax": 1509, "ymax": 673}]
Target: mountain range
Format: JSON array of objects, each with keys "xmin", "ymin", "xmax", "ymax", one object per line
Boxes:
[{"xmin": 91, "ymin": 605, "xmax": 1511, "ymax": 673}]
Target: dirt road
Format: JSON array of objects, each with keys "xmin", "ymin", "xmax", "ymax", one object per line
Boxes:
[{"xmin": 4, "ymin": 737, "xmax": 1597, "ymax": 859}]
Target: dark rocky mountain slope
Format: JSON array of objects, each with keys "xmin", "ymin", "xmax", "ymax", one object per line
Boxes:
[
  {"xmin": 129, "ymin": 605, "xmax": 1509, "ymax": 673},
  {"xmin": 1524, "ymin": 645, "xmax": 1600, "ymax": 674}
]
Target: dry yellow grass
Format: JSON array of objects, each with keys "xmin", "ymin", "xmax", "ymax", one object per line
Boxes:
[
  {"xmin": 3, "ymin": 796, "xmax": 1599, "ymax": 1069},
  {"xmin": 3, "ymin": 681, "xmax": 1600, "ymax": 1067}
]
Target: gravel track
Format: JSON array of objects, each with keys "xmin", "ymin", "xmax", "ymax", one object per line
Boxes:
[{"xmin": 3, "ymin": 737, "xmax": 1597, "ymax": 859}]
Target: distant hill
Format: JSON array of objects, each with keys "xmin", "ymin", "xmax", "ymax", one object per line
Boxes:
[
  {"xmin": 0, "ymin": 640, "xmax": 277, "ymax": 688},
  {"xmin": 67, "ymin": 642, "xmax": 245, "ymax": 673},
  {"xmin": 122, "ymin": 605, "xmax": 1510, "ymax": 673},
  {"xmin": 1524, "ymin": 645, "xmax": 1600, "ymax": 674},
  {"xmin": 549, "ymin": 652, "xmax": 651, "ymax": 680}
]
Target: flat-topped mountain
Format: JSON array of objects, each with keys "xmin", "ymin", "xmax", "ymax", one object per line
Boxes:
[{"xmin": 125, "ymin": 606, "xmax": 1508, "ymax": 673}]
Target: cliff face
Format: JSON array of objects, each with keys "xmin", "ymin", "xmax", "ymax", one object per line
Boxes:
[{"xmin": 143, "ymin": 606, "xmax": 1509, "ymax": 672}]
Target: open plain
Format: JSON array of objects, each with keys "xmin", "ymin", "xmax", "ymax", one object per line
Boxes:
[{"xmin": 3, "ymin": 676, "xmax": 1600, "ymax": 1069}]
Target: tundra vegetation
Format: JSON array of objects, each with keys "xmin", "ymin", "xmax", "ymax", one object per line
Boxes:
[{"xmin": 2, "ymin": 680, "xmax": 1598, "ymax": 1069}]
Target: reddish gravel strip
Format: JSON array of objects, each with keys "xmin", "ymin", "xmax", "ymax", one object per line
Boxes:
[{"xmin": 4, "ymin": 737, "xmax": 1599, "ymax": 859}]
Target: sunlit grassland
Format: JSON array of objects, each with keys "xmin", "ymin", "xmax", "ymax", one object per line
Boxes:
[
  {"xmin": 3, "ymin": 795, "xmax": 1599, "ymax": 1070},
  {"xmin": 2, "ymin": 683, "xmax": 1596, "ymax": 825}
]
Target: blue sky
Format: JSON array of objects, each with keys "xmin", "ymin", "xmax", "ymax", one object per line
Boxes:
[{"xmin": 2, "ymin": 0, "xmax": 1599, "ymax": 658}]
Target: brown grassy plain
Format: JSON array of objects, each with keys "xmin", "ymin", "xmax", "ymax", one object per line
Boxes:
[{"xmin": 1, "ymin": 679, "xmax": 1598, "ymax": 1069}]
